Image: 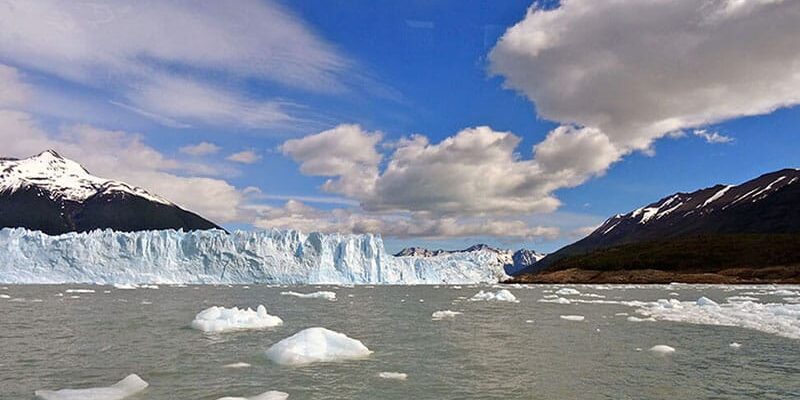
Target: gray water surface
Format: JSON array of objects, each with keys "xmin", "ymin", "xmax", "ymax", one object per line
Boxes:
[{"xmin": 1, "ymin": 285, "xmax": 798, "ymax": 399}]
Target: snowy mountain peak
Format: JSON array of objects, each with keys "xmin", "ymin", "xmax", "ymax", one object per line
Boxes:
[
  {"xmin": 592, "ymin": 168, "xmax": 800, "ymax": 238},
  {"xmin": 0, "ymin": 150, "xmax": 171, "ymax": 205}
]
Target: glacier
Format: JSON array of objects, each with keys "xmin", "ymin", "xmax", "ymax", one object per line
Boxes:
[{"xmin": 0, "ymin": 228, "xmax": 510, "ymax": 284}]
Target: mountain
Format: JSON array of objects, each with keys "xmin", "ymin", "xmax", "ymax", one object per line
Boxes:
[
  {"xmin": 0, "ymin": 150, "xmax": 222, "ymax": 234},
  {"xmin": 512, "ymin": 168, "xmax": 800, "ymax": 283},
  {"xmin": 395, "ymin": 244, "xmax": 545, "ymax": 274}
]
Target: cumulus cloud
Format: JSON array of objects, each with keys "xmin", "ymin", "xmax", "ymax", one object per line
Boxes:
[
  {"xmin": 281, "ymin": 124, "xmax": 383, "ymax": 199},
  {"xmin": 490, "ymin": 0, "xmax": 800, "ymax": 170},
  {"xmin": 249, "ymin": 200, "xmax": 559, "ymax": 239},
  {"xmin": 227, "ymin": 150, "xmax": 262, "ymax": 164},
  {"xmin": 180, "ymin": 142, "xmax": 221, "ymax": 156},
  {"xmin": 282, "ymin": 124, "xmax": 620, "ymax": 216}
]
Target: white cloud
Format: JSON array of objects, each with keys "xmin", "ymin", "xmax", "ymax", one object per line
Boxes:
[
  {"xmin": 0, "ymin": 0, "xmax": 350, "ymax": 129},
  {"xmin": 0, "ymin": 64, "xmax": 30, "ymax": 107},
  {"xmin": 692, "ymin": 129, "xmax": 733, "ymax": 144},
  {"xmin": 0, "ymin": 110, "xmax": 243, "ymax": 223},
  {"xmin": 281, "ymin": 124, "xmax": 383, "ymax": 199},
  {"xmin": 282, "ymin": 124, "xmax": 619, "ymax": 216},
  {"xmin": 180, "ymin": 142, "xmax": 221, "ymax": 156},
  {"xmin": 227, "ymin": 150, "xmax": 261, "ymax": 164},
  {"xmin": 126, "ymin": 76, "xmax": 293, "ymax": 129},
  {"xmin": 249, "ymin": 200, "xmax": 559, "ymax": 239},
  {"xmin": 489, "ymin": 0, "xmax": 800, "ymax": 168},
  {"xmin": 0, "ymin": 0, "xmax": 347, "ymax": 91}
]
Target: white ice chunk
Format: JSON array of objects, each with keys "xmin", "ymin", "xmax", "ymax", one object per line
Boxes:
[
  {"xmin": 560, "ymin": 315, "xmax": 585, "ymax": 321},
  {"xmin": 729, "ymin": 342, "xmax": 742, "ymax": 348},
  {"xmin": 469, "ymin": 289, "xmax": 518, "ymax": 303},
  {"xmin": 555, "ymin": 288, "xmax": 581, "ymax": 296},
  {"xmin": 216, "ymin": 391, "xmax": 289, "ymax": 400},
  {"xmin": 280, "ymin": 291, "xmax": 336, "ymax": 301},
  {"xmin": 696, "ymin": 296, "xmax": 718, "ymax": 306},
  {"xmin": 265, "ymin": 327, "xmax": 372, "ymax": 366},
  {"xmin": 432, "ymin": 310, "xmax": 462, "ymax": 320},
  {"xmin": 378, "ymin": 372, "xmax": 408, "ymax": 380},
  {"xmin": 0, "ymin": 294, "xmax": 9, "ymax": 299},
  {"xmin": 538, "ymin": 297, "xmax": 571, "ymax": 304},
  {"xmin": 65, "ymin": 289, "xmax": 94, "ymax": 293},
  {"xmin": 191, "ymin": 305, "xmax": 283, "ymax": 333},
  {"xmin": 648, "ymin": 345, "xmax": 675, "ymax": 355},
  {"xmin": 223, "ymin": 362, "xmax": 252, "ymax": 369},
  {"xmin": 35, "ymin": 374, "xmax": 148, "ymax": 400},
  {"xmin": 113, "ymin": 283, "xmax": 138, "ymax": 290},
  {"xmin": 637, "ymin": 298, "xmax": 800, "ymax": 339}
]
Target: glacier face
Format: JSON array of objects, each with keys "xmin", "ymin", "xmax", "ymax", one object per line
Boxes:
[{"xmin": 0, "ymin": 228, "xmax": 510, "ymax": 284}]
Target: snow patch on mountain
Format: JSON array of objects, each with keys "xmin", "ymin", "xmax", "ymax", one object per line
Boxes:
[{"xmin": 0, "ymin": 150, "xmax": 170, "ymax": 204}]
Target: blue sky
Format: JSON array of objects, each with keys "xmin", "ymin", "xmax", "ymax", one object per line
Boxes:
[{"xmin": 1, "ymin": 0, "xmax": 798, "ymax": 253}]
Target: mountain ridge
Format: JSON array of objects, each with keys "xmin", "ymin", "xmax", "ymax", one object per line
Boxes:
[{"xmin": 0, "ymin": 150, "xmax": 222, "ymax": 234}]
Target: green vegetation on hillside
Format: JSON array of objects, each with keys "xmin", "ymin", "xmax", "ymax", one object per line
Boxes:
[{"xmin": 546, "ymin": 234, "xmax": 800, "ymax": 273}]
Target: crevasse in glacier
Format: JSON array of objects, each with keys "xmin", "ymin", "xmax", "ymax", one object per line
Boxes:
[{"xmin": 0, "ymin": 228, "xmax": 509, "ymax": 284}]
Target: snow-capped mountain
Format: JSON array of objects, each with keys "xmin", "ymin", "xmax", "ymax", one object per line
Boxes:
[
  {"xmin": 527, "ymin": 168, "xmax": 800, "ymax": 273},
  {"xmin": 0, "ymin": 150, "xmax": 221, "ymax": 234}
]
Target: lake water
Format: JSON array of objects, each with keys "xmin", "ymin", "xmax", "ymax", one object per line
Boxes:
[{"xmin": 1, "ymin": 284, "xmax": 798, "ymax": 399}]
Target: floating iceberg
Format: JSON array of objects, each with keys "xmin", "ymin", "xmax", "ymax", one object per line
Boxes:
[
  {"xmin": 0, "ymin": 228, "xmax": 509, "ymax": 285},
  {"xmin": 216, "ymin": 391, "xmax": 289, "ymax": 400},
  {"xmin": 555, "ymin": 288, "xmax": 581, "ymax": 296},
  {"xmin": 648, "ymin": 345, "xmax": 675, "ymax": 355},
  {"xmin": 378, "ymin": 372, "xmax": 408, "ymax": 380},
  {"xmin": 35, "ymin": 374, "xmax": 148, "ymax": 400},
  {"xmin": 560, "ymin": 315, "xmax": 585, "ymax": 321},
  {"xmin": 191, "ymin": 305, "xmax": 283, "ymax": 333},
  {"xmin": 432, "ymin": 310, "xmax": 462, "ymax": 320},
  {"xmin": 469, "ymin": 289, "xmax": 518, "ymax": 303},
  {"xmin": 222, "ymin": 362, "xmax": 251, "ymax": 369},
  {"xmin": 280, "ymin": 291, "xmax": 336, "ymax": 301},
  {"xmin": 265, "ymin": 327, "xmax": 372, "ymax": 366}
]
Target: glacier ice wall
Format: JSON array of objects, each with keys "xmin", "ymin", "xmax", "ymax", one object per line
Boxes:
[{"xmin": 0, "ymin": 228, "xmax": 509, "ymax": 284}]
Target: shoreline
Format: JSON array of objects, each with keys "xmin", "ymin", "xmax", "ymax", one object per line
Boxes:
[{"xmin": 504, "ymin": 266, "xmax": 800, "ymax": 285}]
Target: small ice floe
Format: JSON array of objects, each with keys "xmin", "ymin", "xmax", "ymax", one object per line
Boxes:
[
  {"xmin": 140, "ymin": 284, "xmax": 159, "ymax": 289},
  {"xmin": 696, "ymin": 296, "xmax": 718, "ymax": 306},
  {"xmin": 452, "ymin": 285, "xmax": 462, "ymax": 289},
  {"xmin": 668, "ymin": 292, "xmax": 680, "ymax": 297},
  {"xmin": 140, "ymin": 301, "xmax": 152, "ymax": 305},
  {"xmin": 65, "ymin": 289, "xmax": 95, "ymax": 294},
  {"xmin": 113, "ymin": 283, "xmax": 138, "ymax": 290},
  {"xmin": 419, "ymin": 299, "xmax": 424, "ymax": 303},
  {"xmin": 555, "ymin": 288, "xmax": 581, "ymax": 296},
  {"xmin": 580, "ymin": 293, "xmax": 606, "ymax": 299},
  {"xmin": 525, "ymin": 319, "xmax": 534, "ymax": 324},
  {"xmin": 280, "ymin": 291, "xmax": 336, "ymax": 301},
  {"xmin": 35, "ymin": 374, "xmax": 148, "ymax": 400},
  {"xmin": 347, "ymin": 294, "xmax": 355, "ymax": 298},
  {"xmin": 0, "ymin": 294, "xmax": 10, "ymax": 299},
  {"xmin": 265, "ymin": 327, "xmax": 371, "ymax": 366},
  {"xmin": 615, "ymin": 312, "xmax": 629, "ymax": 316},
  {"xmin": 726, "ymin": 296, "xmax": 760, "ymax": 302},
  {"xmin": 432, "ymin": 310, "xmax": 462, "ymax": 320},
  {"xmin": 538, "ymin": 297, "xmax": 571, "ymax": 304},
  {"xmin": 627, "ymin": 316, "xmax": 655, "ymax": 322},
  {"xmin": 469, "ymin": 289, "xmax": 518, "ymax": 303},
  {"xmin": 191, "ymin": 305, "xmax": 283, "ymax": 333},
  {"xmin": 729, "ymin": 342, "xmax": 742, "ymax": 349},
  {"xmin": 223, "ymin": 362, "xmax": 252, "ymax": 369},
  {"xmin": 648, "ymin": 345, "xmax": 675, "ymax": 355},
  {"xmin": 103, "ymin": 290, "xmax": 111, "ymax": 294},
  {"xmin": 69, "ymin": 296, "xmax": 80, "ymax": 299},
  {"xmin": 216, "ymin": 391, "xmax": 289, "ymax": 400},
  {"xmin": 768, "ymin": 289, "xmax": 799, "ymax": 296},
  {"xmin": 560, "ymin": 315, "xmax": 585, "ymax": 322},
  {"xmin": 378, "ymin": 372, "xmax": 408, "ymax": 380},
  {"xmin": 9, "ymin": 298, "xmax": 26, "ymax": 302}
]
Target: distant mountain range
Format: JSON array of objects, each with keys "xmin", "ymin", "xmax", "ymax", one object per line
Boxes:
[
  {"xmin": 396, "ymin": 244, "xmax": 545, "ymax": 274},
  {"xmin": 512, "ymin": 168, "xmax": 800, "ymax": 283},
  {"xmin": 0, "ymin": 150, "xmax": 222, "ymax": 235}
]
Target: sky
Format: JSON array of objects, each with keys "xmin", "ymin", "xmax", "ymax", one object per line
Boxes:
[{"xmin": 1, "ymin": 0, "xmax": 799, "ymax": 253}]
